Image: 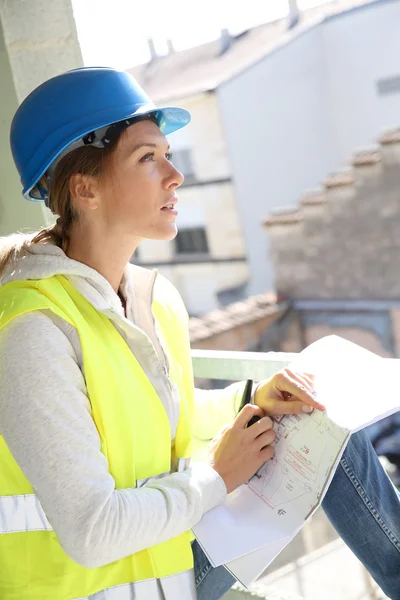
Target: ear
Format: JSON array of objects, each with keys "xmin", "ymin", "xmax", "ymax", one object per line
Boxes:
[{"xmin": 69, "ymin": 173, "xmax": 99, "ymax": 210}]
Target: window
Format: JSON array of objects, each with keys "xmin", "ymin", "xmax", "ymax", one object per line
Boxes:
[
  {"xmin": 377, "ymin": 75, "xmax": 400, "ymax": 96},
  {"xmin": 171, "ymin": 149, "xmax": 196, "ymax": 184},
  {"xmin": 175, "ymin": 227, "xmax": 209, "ymax": 255}
]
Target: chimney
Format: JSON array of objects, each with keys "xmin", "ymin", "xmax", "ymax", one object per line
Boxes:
[
  {"xmin": 147, "ymin": 37, "xmax": 157, "ymax": 61},
  {"xmin": 219, "ymin": 28, "xmax": 232, "ymax": 56},
  {"xmin": 166, "ymin": 39, "xmax": 175, "ymax": 55},
  {"xmin": 287, "ymin": 0, "xmax": 300, "ymax": 29}
]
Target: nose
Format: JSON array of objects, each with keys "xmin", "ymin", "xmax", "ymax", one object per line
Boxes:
[{"xmin": 164, "ymin": 161, "xmax": 184, "ymax": 190}]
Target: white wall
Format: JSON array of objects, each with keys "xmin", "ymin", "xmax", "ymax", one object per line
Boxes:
[
  {"xmin": 323, "ymin": 0, "xmax": 400, "ymax": 159},
  {"xmin": 218, "ymin": 0, "xmax": 400, "ymax": 295},
  {"xmin": 218, "ymin": 25, "xmax": 339, "ymax": 293},
  {"xmin": 138, "ymin": 91, "xmax": 249, "ymax": 315}
]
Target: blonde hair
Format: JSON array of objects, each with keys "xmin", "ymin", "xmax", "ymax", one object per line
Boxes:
[{"xmin": 0, "ymin": 142, "xmax": 117, "ymax": 276}]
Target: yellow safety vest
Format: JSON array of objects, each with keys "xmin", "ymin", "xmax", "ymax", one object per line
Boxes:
[{"xmin": 0, "ymin": 274, "xmax": 196, "ymax": 600}]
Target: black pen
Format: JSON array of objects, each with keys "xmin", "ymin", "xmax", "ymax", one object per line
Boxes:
[{"xmin": 240, "ymin": 379, "xmax": 261, "ymax": 427}]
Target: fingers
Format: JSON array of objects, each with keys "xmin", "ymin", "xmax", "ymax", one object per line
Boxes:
[
  {"xmin": 253, "ymin": 428, "xmax": 276, "ymax": 450},
  {"xmin": 234, "ymin": 404, "xmax": 264, "ymax": 429},
  {"xmin": 260, "ymin": 445, "xmax": 275, "ymax": 463},
  {"xmin": 292, "ymin": 371, "xmax": 314, "ymax": 392},
  {"xmin": 287, "ymin": 372, "xmax": 320, "ymax": 410},
  {"xmin": 275, "ymin": 369, "xmax": 325, "ymax": 410},
  {"xmin": 247, "ymin": 415, "xmax": 274, "ymax": 436},
  {"xmin": 284, "ymin": 369, "xmax": 314, "ymax": 393},
  {"xmin": 268, "ymin": 399, "xmax": 314, "ymax": 415}
]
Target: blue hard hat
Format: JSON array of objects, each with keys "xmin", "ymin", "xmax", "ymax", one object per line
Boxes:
[{"xmin": 10, "ymin": 67, "xmax": 191, "ymax": 203}]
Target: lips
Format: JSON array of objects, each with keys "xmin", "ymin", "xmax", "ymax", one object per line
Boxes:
[{"xmin": 161, "ymin": 196, "xmax": 178, "ymax": 211}]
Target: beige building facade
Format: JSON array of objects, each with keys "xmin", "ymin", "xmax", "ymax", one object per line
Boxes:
[{"xmin": 134, "ymin": 91, "xmax": 249, "ymax": 315}]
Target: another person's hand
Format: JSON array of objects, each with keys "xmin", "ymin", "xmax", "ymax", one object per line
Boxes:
[
  {"xmin": 254, "ymin": 369, "xmax": 325, "ymax": 416},
  {"xmin": 208, "ymin": 404, "xmax": 275, "ymax": 493}
]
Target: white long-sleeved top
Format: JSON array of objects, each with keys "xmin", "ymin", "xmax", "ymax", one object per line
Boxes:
[{"xmin": 0, "ymin": 238, "xmax": 246, "ymax": 570}]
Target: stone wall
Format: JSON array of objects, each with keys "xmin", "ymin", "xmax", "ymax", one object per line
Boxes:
[
  {"xmin": 265, "ymin": 129, "xmax": 400, "ymax": 300},
  {"xmin": 264, "ymin": 127, "xmax": 400, "ymax": 358}
]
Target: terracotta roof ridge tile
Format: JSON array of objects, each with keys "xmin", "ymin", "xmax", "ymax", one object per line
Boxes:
[
  {"xmin": 324, "ymin": 169, "xmax": 355, "ymax": 189},
  {"xmin": 263, "ymin": 209, "xmax": 304, "ymax": 227},
  {"xmin": 300, "ymin": 189, "xmax": 327, "ymax": 206},
  {"xmin": 352, "ymin": 147, "xmax": 382, "ymax": 166},
  {"xmin": 379, "ymin": 128, "xmax": 400, "ymax": 145},
  {"xmin": 189, "ymin": 293, "xmax": 286, "ymax": 342}
]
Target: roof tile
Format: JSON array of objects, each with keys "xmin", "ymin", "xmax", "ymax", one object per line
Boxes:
[{"xmin": 189, "ymin": 293, "xmax": 286, "ymax": 343}]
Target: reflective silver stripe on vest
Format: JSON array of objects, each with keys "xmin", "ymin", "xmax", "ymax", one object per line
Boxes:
[
  {"xmin": 0, "ymin": 464, "xmax": 192, "ymax": 532},
  {"xmin": 75, "ymin": 568, "xmax": 196, "ymax": 599},
  {"xmin": 0, "ymin": 496, "xmax": 196, "ymax": 598},
  {"xmin": 0, "ymin": 494, "xmax": 53, "ymax": 534}
]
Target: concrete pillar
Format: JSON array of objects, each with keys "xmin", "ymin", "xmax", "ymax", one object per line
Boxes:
[
  {"xmin": 0, "ymin": 0, "xmax": 83, "ymax": 235},
  {"xmin": 0, "ymin": 20, "xmax": 45, "ymax": 234}
]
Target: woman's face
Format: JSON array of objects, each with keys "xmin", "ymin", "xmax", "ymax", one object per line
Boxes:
[{"xmin": 95, "ymin": 119, "xmax": 184, "ymax": 242}]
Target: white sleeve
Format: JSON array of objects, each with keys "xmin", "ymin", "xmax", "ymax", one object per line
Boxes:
[{"xmin": 0, "ymin": 312, "xmax": 226, "ymax": 569}]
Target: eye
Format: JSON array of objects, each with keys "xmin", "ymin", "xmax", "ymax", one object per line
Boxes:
[
  {"xmin": 166, "ymin": 151, "xmax": 173, "ymax": 161},
  {"xmin": 140, "ymin": 152, "xmax": 155, "ymax": 162}
]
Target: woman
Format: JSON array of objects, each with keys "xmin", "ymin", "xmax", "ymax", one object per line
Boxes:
[{"xmin": 0, "ymin": 67, "xmax": 398, "ymax": 600}]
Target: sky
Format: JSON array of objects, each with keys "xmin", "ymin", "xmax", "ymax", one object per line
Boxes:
[{"xmin": 71, "ymin": 0, "xmax": 331, "ymax": 69}]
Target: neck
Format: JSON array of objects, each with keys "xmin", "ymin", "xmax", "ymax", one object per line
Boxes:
[{"xmin": 66, "ymin": 223, "xmax": 140, "ymax": 293}]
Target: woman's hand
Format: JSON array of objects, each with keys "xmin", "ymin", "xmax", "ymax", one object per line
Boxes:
[
  {"xmin": 208, "ymin": 404, "xmax": 275, "ymax": 493},
  {"xmin": 254, "ymin": 369, "xmax": 325, "ymax": 416}
]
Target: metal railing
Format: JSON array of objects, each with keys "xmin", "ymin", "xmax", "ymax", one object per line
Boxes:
[
  {"xmin": 191, "ymin": 349, "xmax": 296, "ymax": 381},
  {"xmin": 191, "ymin": 348, "xmax": 383, "ymax": 599}
]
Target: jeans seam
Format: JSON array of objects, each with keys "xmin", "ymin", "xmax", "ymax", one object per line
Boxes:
[
  {"xmin": 195, "ymin": 562, "xmax": 212, "ymax": 587},
  {"xmin": 340, "ymin": 455, "xmax": 400, "ymax": 552}
]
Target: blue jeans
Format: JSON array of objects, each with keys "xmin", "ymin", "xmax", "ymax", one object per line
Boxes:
[{"xmin": 193, "ymin": 429, "xmax": 400, "ymax": 600}]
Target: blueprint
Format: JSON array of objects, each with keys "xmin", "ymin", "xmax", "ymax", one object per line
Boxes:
[{"xmin": 247, "ymin": 410, "xmax": 348, "ymax": 523}]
